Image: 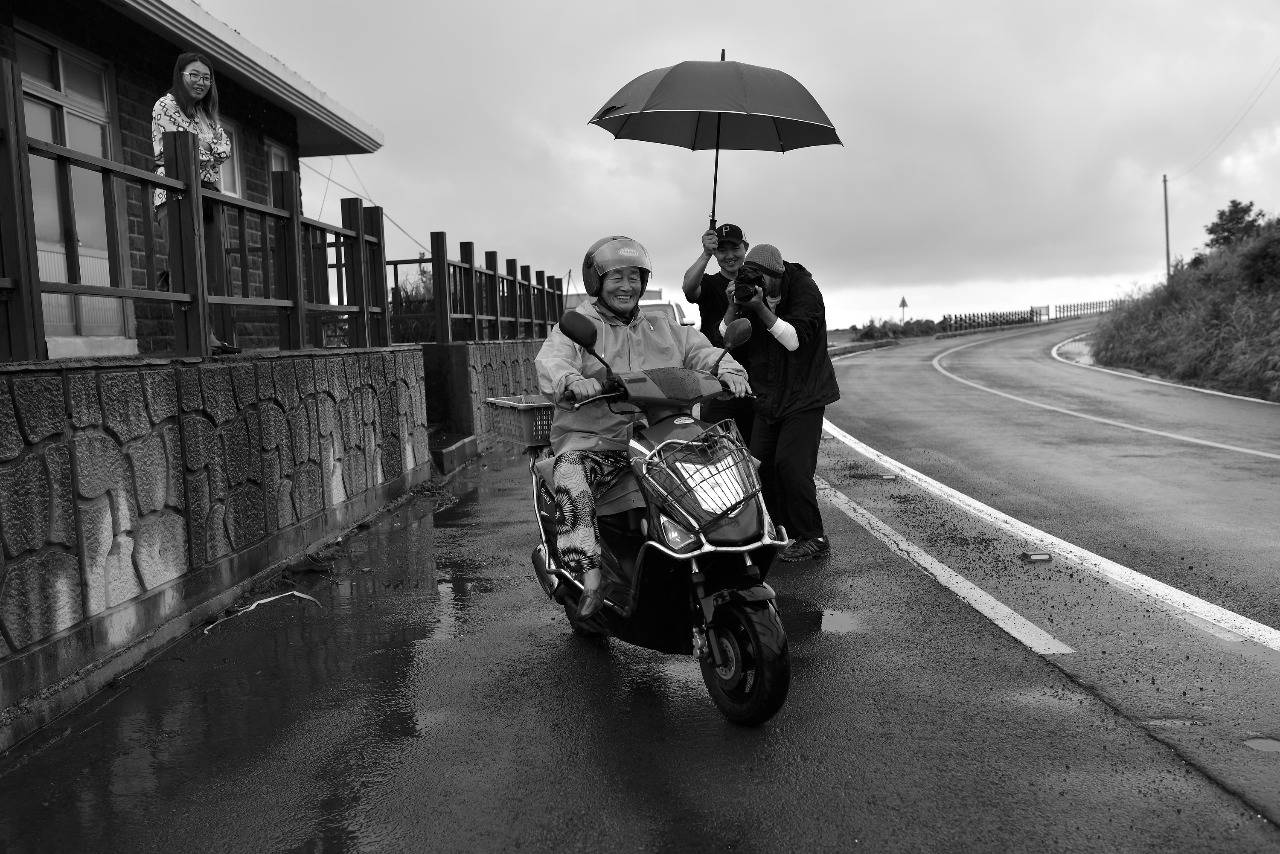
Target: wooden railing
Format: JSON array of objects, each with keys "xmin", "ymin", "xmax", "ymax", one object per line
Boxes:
[{"xmin": 385, "ymin": 234, "xmax": 564, "ymax": 344}]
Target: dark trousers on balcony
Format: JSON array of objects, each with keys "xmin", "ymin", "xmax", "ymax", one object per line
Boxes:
[{"xmin": 153, "ymin": 184, "xmax": 232, "ymax": 349}]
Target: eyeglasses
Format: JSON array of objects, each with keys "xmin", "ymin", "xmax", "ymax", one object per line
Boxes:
[{"xmin": 184, "ymin": 72, "xmax": 212, "ymax": 84}]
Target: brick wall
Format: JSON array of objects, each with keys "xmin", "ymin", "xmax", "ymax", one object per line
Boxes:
[{"xmin": 0, "ymin": 346, "xmax": 432, "ymax": 751}]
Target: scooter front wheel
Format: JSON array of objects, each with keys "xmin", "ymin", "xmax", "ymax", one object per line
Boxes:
[{"xmin": 700, "ymin": 601, "xmax": 791, "ymax": 726}]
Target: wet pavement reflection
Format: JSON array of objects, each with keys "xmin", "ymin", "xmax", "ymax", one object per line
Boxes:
[{"xmin": 0, "ymin": 485, "xmax": 497, "ymax": 854}]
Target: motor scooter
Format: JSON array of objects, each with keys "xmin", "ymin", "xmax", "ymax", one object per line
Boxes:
[{"xmin": 524, "ymin": 312, "xmax": 791, "ymax": 725}]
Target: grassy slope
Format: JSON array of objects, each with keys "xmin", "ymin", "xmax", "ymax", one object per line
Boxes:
[{"xmin": 1092, "ymin": 225, "xmax": 1280, "ymax": 403}]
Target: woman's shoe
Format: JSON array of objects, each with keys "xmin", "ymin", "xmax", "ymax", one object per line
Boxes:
[{"xmin": 577, "ymin": 568, "xmax": 604, "ymax": 619}]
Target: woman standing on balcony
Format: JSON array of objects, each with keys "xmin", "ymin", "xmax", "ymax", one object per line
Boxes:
[{"xmin": 151, "ymin": 51, "xmax": 238, "ymax": 353}]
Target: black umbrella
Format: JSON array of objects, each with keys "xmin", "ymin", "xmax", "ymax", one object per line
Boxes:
[{"xmin": 590, "ymin": 52, "xmax": 841, "ymax": 227}]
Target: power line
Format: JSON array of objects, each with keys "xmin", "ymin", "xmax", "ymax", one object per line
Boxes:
[
  {"xmin": 1172, "ymin": 49, "xmax": 1280, "ymax": 180},
  {"xmin": 299, "ymin": 159, "xmax": 430, "ymax": 255}
]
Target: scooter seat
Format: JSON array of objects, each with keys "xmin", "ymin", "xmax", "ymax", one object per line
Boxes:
[{"xmin": 535, "ymin": 455, "xmax": 645, "ymax": 515}]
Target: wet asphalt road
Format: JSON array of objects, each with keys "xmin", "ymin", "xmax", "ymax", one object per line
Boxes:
[{"xmin": 2, "ymin": 322, "xmax": 1280, "ymax": 852}]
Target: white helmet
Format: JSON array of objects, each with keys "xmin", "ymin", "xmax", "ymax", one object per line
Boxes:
[{"xmin": 582, "ymin": 235, "xmax": 652, "ymax": 297}]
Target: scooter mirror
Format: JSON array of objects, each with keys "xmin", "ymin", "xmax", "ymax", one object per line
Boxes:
[
  {"xmin": 723, "ymin": 317, "xmax": 753, "ymax": 349},
  {"xmin": 558, "ymin": 312, "xmax": 597, "ymax": 350}
]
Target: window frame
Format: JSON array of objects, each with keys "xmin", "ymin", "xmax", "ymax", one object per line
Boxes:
[{"xmin": 14, "ymin": 25, "xmax": 133, "ymax": 344}]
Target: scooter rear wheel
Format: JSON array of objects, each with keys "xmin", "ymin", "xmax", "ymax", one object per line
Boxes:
[{"xmin": 700, "ymin": 601, "xmax": 790, "ymax": 726}]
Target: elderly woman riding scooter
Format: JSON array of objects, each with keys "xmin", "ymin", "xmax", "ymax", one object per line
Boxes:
[{"xmin": 535, "ymin": 236, "xmax": 753, "ymax": 619}]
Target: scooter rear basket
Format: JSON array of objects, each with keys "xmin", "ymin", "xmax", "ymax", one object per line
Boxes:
[{"xmin": 638, "ymin": 421, "xmax": 762, "ymax": 532}]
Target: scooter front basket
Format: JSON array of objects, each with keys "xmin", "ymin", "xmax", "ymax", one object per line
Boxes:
[{"xmin": 637, "ymin": 422, "xmax": 762, "ymax": 532}]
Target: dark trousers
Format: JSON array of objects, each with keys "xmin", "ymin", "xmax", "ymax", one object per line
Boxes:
[
  {"xmin": 700, "ymin": 394, "xmax": 755, "ymax": 447},
  {"xmin": 750, "ymin": 406, "xmax": 825, "ymax": 541}
]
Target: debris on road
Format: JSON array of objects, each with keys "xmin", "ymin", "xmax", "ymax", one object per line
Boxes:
[{"xmin": 203, "ymin": 591, "xmax": 323, "ymax": 635}]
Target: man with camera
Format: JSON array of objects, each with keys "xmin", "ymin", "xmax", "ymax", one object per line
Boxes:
[
  {"xmin": 682, "ymin": 223, "xmax": 756, "ymax": 444},
  {"xmin": 721, "ymin": 243, "xmax": 839, "ymax": 563}
]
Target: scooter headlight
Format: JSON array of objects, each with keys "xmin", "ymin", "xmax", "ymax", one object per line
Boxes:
[{"xmin": 658, "ymin": 513, "xmax": 699, "ymax": 552}]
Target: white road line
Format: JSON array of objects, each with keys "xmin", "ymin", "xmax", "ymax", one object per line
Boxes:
[
  {"xmin": 1049, "ymin": 333, "xmax": 1280, "ymax": 407},
  {"xmin": 822, "ymin": 419, "xmax": 1280, "ymax": 650},
  {"xmin": 933, "ymin": 339, "xmax": 1280, "ymax": 462},
  {"xmin": 815, "ymin": 477, "xmax": 1073, "ymax": 655}
]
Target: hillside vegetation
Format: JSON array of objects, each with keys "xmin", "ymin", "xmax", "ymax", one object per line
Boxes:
[{"xmin": 1093, "ymin": 203, "xmax": 1280, "ymax": 403}]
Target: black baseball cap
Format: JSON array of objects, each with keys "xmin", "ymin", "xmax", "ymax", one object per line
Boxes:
[{"xmin": 715, "ymin": 223, "xmax": 745, "ymax": 246}]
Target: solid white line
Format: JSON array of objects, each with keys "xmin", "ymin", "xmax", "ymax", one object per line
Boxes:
[
  {"xmin": 932, "ymin": 339, "xmax": 1280, "ymax": 462},
  {"xmin": 822, "ymin": 419, "xmax": 1280, "ymax": 650},
  {"xmin": 815, "ymin": 477, "xmax": 1073, "ymax": 655},
  {"xmin": 1049, "ymin": 334, "xmax": 1280, "ymax": 407}
]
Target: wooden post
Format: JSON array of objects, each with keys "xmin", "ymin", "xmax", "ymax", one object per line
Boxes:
[
  {"xmin": 0, "ymin": 56, "xmax": 45, "ymax": 360},
  {"xmin": 163, "ymin": 131, "xmax": 209, "ymax": 357},
  {"xmin": 272, "ymin": 170, "xmax": 307, "ymax": 349},
  {"xmin": 506, "ymin": 258, "xmax": 521, "ymax": 338},
  {"xmin": 485, "ymin": 250, "xmax": 501, "ymax": 341},
  {"xmin": 364, "ymin": 205, "xmax": 389, "ymax": 346},
  {"xmin": 430, "ymin": 231, "xmax": 451, "ymax": 343},
  {"xmin": 340, "ymin": 197, "xmax": 369, "ymax": 347},
  {"xmin": 459, "ymin": 241, "xmax": 478, "ymax": 341},
  {"xmin": 536, "ymin": 270, "xmax": 547, "ymax": 336}
]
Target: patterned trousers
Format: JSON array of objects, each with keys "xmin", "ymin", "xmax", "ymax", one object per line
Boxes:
[{"xmin": 552, "ymin": 450, "xmax": 630, "ymax": 575}]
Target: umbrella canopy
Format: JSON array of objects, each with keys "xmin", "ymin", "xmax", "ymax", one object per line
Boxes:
[{"xmin": 589, "ymin": 60, "xmax": 841, "ymax": 152}]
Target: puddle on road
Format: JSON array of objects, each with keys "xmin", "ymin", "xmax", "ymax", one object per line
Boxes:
[
  {"xmin": 1244, "ymin": 737, "xmax": 1280, "ymax": 752},
  {"xmin": 820, "ymin": 609, "xmax": 870, "ymax": 635}
]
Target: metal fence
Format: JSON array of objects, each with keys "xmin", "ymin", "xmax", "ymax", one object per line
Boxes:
[{"xmin": 939, "ymin": 300, "xmax": 1119, "ymax": 333}]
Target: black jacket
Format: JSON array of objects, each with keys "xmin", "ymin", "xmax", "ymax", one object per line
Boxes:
[{"xmin": 731, "ymin": 261, "xmax": 840, "ymax": 419}]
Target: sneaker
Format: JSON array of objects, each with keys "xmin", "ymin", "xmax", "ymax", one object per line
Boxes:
[{"xmin": 778, "ymin": 536, "xmax": 830, "ymax": 563}]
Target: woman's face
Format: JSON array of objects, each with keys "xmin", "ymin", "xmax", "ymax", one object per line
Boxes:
[
  {"xmin": 599, "ymin": 266, "xmax": 643, "ymax": 314},
  {"xmin": 181, "ymin": 61, "xmax": 212, "ymax": 100}
]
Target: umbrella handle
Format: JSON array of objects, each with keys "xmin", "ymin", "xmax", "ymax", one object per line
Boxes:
[{"xmin": 709, "ymin": 113, "xmax": 722, "ymax": 230}]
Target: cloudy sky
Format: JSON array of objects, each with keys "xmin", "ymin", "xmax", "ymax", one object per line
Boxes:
[{"xmin": 198, "ymin": 0, "xmax": 1280, "ymax": 328}]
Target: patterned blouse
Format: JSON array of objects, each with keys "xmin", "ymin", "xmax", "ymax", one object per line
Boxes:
[{"xmin": 151, "ymin": 92, "xmax": 231, "ymax": 206}]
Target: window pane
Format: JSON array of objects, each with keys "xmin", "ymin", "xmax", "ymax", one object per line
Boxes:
[
  {"xmin": 220, "ymin": 129, "xmax": 240, "ymax": 195},
  {"xmin": 65, "ymin": 113, "xmax": 104, "ymax": 157},
  {"xmin": 16, "ymin": 37, "xmax": 56, "ymax": 88},
  {"xmin": 71, "ymin": 168, "xmax": 109, "ymax": 281},
  {"xmin": 28, "ymin": 156, "xmax": 63, "ymax": 250},
  {"xmin": 23, "ymin": 97, "xmax": 56, "ymax": 143},
  {"xmin": 62, "ymin": 55, "xmax": 105, "ymax": 109}
]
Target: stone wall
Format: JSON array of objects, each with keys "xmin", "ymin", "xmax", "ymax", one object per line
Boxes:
[
  {"xmin": 0, "ymin": 346, "xmax": 431, "ymax": 750},
  {"xmin": 423, "ymin": 341, "xmax": 542, "ymax": 445}
]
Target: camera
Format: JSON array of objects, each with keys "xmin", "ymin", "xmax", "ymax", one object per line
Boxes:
[{"xmin": 733, "ymin": 267, "xmax": 763, "ymax": 303}]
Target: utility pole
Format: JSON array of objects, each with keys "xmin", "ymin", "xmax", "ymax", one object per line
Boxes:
[{"xmin": 1163, "ymin": 174, "xmax": 1171, "ymax": 282}]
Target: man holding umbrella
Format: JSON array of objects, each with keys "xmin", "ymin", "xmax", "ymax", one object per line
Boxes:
[
  {"xmin": 682, "ymin": 222, "xmax": 755, "ymax": 444},
  {"xmin": 722, "ymin": 243, "xmax": 839, "ymax": 563}
]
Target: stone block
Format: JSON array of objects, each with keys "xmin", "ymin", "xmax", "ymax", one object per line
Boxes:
[
  {"xmin": 13, "ymin": 375, "xmax": 64, "ymax": 444},
  {"xmin": 142, "ymin": 369, "xmax": 178, "ymax": 424},
  {"xmin": 100, "ymin": 371, "xmax": 150, "ymax": 443},
  {"xmin": 289, "ymin": 404, "xmax": 310, "ymax": 466},
  {"xmin": 305, "ymin": 398, "xmax": 321, "ymax": 463},
  {"xmin": 177, "ymin": 366, "xmax": 203, "ymax": 412},
  {"xmin": 295, "ymin": 357, "xmax": 315, "ymax": 398},
  {"xmin": 221, "ymin": 417, "xmax": 251, "ymax": 486},
  {"xmin": 293, "ymin": 461, "xmax": 323, "ymax": 519},
  {"xmin": 0, "ymin": 381, "xmax": 22, "ymax": 463},
  {"xmin": 261, "ymin": 451, "xmax": 281, "ymax": 534},
  {"xmin": 0, "ymin": 550, "xmax": 83, "ymax": 649},
  {"xmin": 0, "ymin": 454, "xmax": 49, "ymax": 557},
  {"xmin": 255, "ymin": 360, "xmax": 276, "ymax": 402},
  {"xmin": 73, "ymin": 430, "xmax": 125, "ymax": 501},
  {"xmin": 225, "ymin": 484, "xmax": 266, "ymax": 551},
  {"xmin": 274, "ymin": 360, "xmax": 299, "ymax": 409},
  {"xmin": 344, "ymin": 447, "xmax": 368, "ymax": 494},
  {"xmin": 134, "ymin": 510, "xmax": 188, "ymax": 589},
  {"xmin": 206, "ymin": 502, "xmax": 231, "ymax": 561},
  {"xmin": 231, "ymin": 363, "xmax": 257, "ymax": 410},
  {"xmin": 160, "ymin": 423, "xmax": 183, "ymax": 509},
  {"xmin": 129, "ymin": 432, "xmax": 168, "ymax": 514},
  {"xmin": 80, "ymin": 494, "xmax": 113, "ymax": 613},
  {"xmin": 202, "ymin": 366, "xmax": 237, "ymax": 425},
  {"xmin": 180, "ymin": 414, "xmax": 217, "ymax": 472},
  {"xmin": 46, "ymin": 443, "xmax": 74, "ymax": 547},
  {"xmin": 67, "ymin": 373, "xmax": 103, "ymax": 428},
  {"xmin": 277, "ymin": 475, "xmax": 296, "ymax": 529},
  {"xmin": 316, "ymin": 394, "xmax": 335, "ymax": 438},
  {"xmin": 185, "ymin": 472, "xmax": 210, "ymax": 565},
  {"xmin": 259, "ymin": 401, "xmax": 286, "ymax": 452}
]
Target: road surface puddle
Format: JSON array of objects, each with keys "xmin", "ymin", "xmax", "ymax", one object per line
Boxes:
[
  {"xmin": 821, "ymin": 609, "xmax": 870, "ymax": 635},
  {"xmin": 1244, "ymin": 737, "xmax": 1280, "ymax": 752}
]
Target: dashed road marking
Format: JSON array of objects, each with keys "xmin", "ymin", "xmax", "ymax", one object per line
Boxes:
[
  {"xmin": 933, "ymin": 338, "xmax": 1280, "ymax": 461},
  {"xmin": 822, "ymin": 419, "xmax": 1280, "ymax": 651}
]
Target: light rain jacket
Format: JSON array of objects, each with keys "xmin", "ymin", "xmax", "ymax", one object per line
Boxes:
[{"xmin": 536, "ymin": 300, "xmax": 748, "ymax": 453}]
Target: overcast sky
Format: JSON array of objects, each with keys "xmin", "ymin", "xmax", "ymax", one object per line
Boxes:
[{"xmin": 198, "ymin": 0, "xmax": 1280, "ymax": 327}]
